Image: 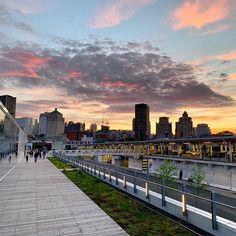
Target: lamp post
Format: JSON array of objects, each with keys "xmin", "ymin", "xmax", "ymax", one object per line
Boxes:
[{"xmin": 147, "ymin": 144, "xmax": 150, "ymax": 180}]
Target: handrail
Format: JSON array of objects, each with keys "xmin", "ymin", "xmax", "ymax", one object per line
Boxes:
[{"xmin": 54, "ymin": 151, "xmax": 236, "ymax": 212}]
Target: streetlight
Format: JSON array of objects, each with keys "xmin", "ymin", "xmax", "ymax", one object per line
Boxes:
[{"xmin": 146, "ymin": 144, "xmax": 150, "ymax": 180}]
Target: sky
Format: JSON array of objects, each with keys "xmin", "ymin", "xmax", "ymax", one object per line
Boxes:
[{"xmin": 0, "ymin": 0, "xmax": 236, "ymax": 133}]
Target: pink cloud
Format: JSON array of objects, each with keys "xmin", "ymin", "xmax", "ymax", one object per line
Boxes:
[
  {"xmin": 67, "ymin": 70, "xmax": 82, "ymax": 79},
  {"xmin": 92, "ymin": 0, "xmax": 154, "ymax": 28},
  {"xmin": 0, "ymin": 49, "xmax": 50, "ymax": 78},
  {"xmin": 170, "ymin": 0, "xmax": 231, "ymax": 30},
  {"xmin": 1, "ymin": 0, "xmax": 47, "ymax": 14}
]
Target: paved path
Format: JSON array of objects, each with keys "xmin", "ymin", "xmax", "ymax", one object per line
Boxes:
[{"xmin": 0, "ymin": 158, "xmax": 128, "ymax": 236}]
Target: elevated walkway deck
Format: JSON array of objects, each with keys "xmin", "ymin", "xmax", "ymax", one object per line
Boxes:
[{"xmin": 0, "ymin": 158, "xmax": 128, "ymax": 236}]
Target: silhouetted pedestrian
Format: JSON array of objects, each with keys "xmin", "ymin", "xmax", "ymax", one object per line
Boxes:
[
  {"xmin": 179, "ymin": 169, "xmax": 183, "ymax": 180},
  {"xmin": 34, "ymin": 152, "xmax": 38, "ymax": 163},
  {"xmin": 25, "ymin": 153, "xmax": 29, "ymax": 163},
  {"xmin": 42, "ymin": 150, "xmax": 46, "ymax": 159}
]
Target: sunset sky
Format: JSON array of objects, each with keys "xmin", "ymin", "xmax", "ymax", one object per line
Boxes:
[{"xmin": 0, "ymin": 0, "xmax": 236, "ymax": 133}]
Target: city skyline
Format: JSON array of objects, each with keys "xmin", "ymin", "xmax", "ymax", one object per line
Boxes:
[{"xmin": 0, "ymin": 0, "xmax": 236, "ymax": 133}]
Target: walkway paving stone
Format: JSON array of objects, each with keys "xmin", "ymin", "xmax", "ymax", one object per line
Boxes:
[{"xmin": 0, "ymin": 158, "xmax": 128, "ymax": 236}]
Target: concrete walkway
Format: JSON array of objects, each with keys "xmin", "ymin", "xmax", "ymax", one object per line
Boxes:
[{"xmin": 0, "ymin": 158, "xmax": 128, "ymax": 236}]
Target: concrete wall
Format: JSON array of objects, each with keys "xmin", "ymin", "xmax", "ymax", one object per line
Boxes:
[
  {"xmin": 152, "ymin": 158, "xmax": 236, "ymax": 191},
  {"xmin": 125, "ymin": 156, "xmax": 236, "ymax": 191},
  {"xmin": 128, "ymin": 158, "xmax": 142, "ymax": 170}
]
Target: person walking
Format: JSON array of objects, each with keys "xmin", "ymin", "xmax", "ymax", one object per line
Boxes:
[
  {"xmin": 42, "ymin": 150, "xmax": 46, "ymax": 159},
  {"xmin": 34, "ymin": 151, "xmax": 38, "ymax": 163},
  {"xmin": 25, "ymin": 153, "xmax": 29, "ymax": 163}
]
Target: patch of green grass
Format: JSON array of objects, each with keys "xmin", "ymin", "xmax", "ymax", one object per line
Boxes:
[
  {"xmin": 47, "ymin": 156, "xmax": 74, "ymax": 169},
  {"xmin": 50, "ymin": 158, "xmax": 196, "ymax": 236}
]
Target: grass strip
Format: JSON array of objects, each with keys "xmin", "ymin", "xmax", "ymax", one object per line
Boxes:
[
  {"xmin": 48, "ymin": 157, "xmax": 196, "ymax": 236},
  {"xmin": 48, "ymin": 156, "xmax": 74, "ymax": 169}
]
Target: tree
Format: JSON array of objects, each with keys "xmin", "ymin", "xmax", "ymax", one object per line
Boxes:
[
  {"xmin": 191, "ymin": 164, "xmax": 206, "ymax": 207},
  {"xmin": 191, "ymin": 164, "xmax": 206, "ymax": 195},
  {"xmin": 154, "ymin": 160, "xmax": 177, "ymax": 186}
]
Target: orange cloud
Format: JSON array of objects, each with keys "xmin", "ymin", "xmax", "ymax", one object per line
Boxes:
[
  {"xmin": 171, "ymin": 0, "xmax": 230, "ymax": 30},
  {"xmin": 217, "ymin": 50, "xmax": 236, "ymax": 60},
  {"xmin": 92, "ymin": 0, "xmax": 154, "ymax": 28},
  {"xmin": 67, "ymin": 70, "xmax": 82, "ymax": 79},
  {"xmin": 228, "ymin": 72, "xmax": 236, "ymax": 79},
  {"xmin": 100, "ymin": 78, "xmax": 144, "ymax": 92}
]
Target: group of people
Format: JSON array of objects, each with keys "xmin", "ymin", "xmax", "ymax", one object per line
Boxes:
[{"xmin": 25, "ymin": 149, "xmax": 47, "ymax": 163}]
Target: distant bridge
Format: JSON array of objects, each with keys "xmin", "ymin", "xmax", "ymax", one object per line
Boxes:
[{"xmin": 62, "ymin": 136, "xmax": 236, "ymax": 162}]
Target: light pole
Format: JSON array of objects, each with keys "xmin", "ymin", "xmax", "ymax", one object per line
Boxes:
[{"xmin": 147, "ymin": 144, "xmax": 150, "ymax": 180}]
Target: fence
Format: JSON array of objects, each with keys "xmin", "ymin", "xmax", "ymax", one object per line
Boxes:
[{"xmin": 53, "ymin": 152, "xmax": 236, "ymax": 236}]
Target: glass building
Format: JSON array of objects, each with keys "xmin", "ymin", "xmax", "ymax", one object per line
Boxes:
[{"xmin": 0, "ymin": 101, "xmax": 28, "ymax": 179}]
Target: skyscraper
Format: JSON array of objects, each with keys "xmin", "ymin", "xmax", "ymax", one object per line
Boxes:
[
  {"xmin": 0, "ymin": 95, "xmax": 16, "ymax": 135},
  {"xmin": 0, "ymin": 95, "xmax": 16, "ymax": 117},
  {"xmin": 16, "ymin": 117, "xmax": 38, "ymax": 136},
  {"xmin": 156, "ymin": 117, "xmax": 172, "ymax": 138},
  {"xmin": 133, "ymin": 103, "xmax": 150, "ymax": 140},
  {"xmin": 175, "ymin": 111, "xmax": 193, "ymax": 138}
]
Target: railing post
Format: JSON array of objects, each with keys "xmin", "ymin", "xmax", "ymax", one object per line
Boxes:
[
  {"xmin": 109, "ymin": 169, "xmax": 112, "ymax": 182},
  {"xmin": 182, "ymin": 184, "xmax": 187, "ymax": 216},
  {"xmin": 133, "ymin": 171, "xmax": 137, "ymax": 193},
  {"xmin": 94, "ymin": 164, "xmax": 96, "ymax": 175},
  {"xmin": 90, "ymin": 163, "xmax": 93, "ymax": 174},
  {"xmin": 211, "ymin": 192, "xmax": 218, "ymax": 230},
  {"xmin": 116, "ymin": 167, "xmax": 118, "ymax": 185},
  {"xmin": 98, "ymin": 167, "xmax": 101, "ymax": 177},
  {"xmin": 123, "ymin": 175, "xmax": 126, "ymax": 189},
  {"xmin": 145, "ymin": 181, "xmax": 149, "ymax": 199},
  {"xmin": 103, "ymin": 167, "xmax": 106, "ymax": 179},
  {"xmin": 161, "ymin": 180, "xmax": 166, "ymax": 206}
]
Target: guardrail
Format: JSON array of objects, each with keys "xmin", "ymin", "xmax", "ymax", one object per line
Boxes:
[{"xmin": 53, "ymin": 151, "xmax": 236, "ymax": 236}]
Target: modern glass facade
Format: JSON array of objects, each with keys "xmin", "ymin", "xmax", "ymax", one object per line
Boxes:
[{"xmin": 0, "ymin": 102, "xmax": 28, "ymax": 179}]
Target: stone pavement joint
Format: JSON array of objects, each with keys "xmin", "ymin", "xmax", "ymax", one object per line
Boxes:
[{"xmin": 0, "ymin": 158, "xmax": 128, "ymax": 236}]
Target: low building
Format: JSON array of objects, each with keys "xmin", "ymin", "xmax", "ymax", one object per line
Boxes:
[
  {"xmin": 66, "ymin": 121, "xmax": 85, "ymax": 141},
  {"xmin": 156, "ymin": 117, "xmax": 172, "ymax": 138},
  {"xmin": 196, "ymin": 124, "xmax": 211, "ymax": 137}
]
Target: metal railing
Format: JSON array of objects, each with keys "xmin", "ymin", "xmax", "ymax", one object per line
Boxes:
[{"xmin": 53, "ymin": 151, "xmax": 236, "ymax": 234}]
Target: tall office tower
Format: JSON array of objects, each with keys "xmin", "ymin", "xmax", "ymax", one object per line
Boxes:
[
  {"xmin": 196, "ymin": 123, "xmax": 211, "ymax": 137},
  {"xmin": 16, "ymin": 117, "xmax": 38, "ymax": 136},
  {"xmin": 156, "ymin": 117, "xmax": 172, "ymax": 138},
  {"xmin": 133, "ymin": 103, "xmax": 150, "ymax": 140},
  {"xmin": 175, "ymin": 111, "xmax": 193, "ymax": 138},
  {"xmin": 38, "ymin": 108, "xmax": 65, "ymax": 137},
  {"xmin": 0, "ymin": 95, "xmax": 16, "ymax": 117},
  {"xmin": 38, "ymin": 112, "xmax": 49, "ymax": 135},
  {"xmin": 0, "ymin": 95, "xmax": 16, "ymax": 135}
]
